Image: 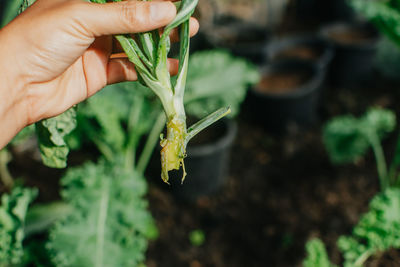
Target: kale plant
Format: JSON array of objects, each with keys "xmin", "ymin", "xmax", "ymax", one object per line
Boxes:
[
  {"xmin": 323, "ymin": 108, "xmax": 397, "ymax": 190},
  {"xmin": 338, "ymin": 188, "xmax": 400, "ymax": 266},
  {"xmin": 303, "ymin": 189, "xmax": 400, "ymax": 267},
  {"xmin": 47, "ymin": 160, "xmax": 157, "ymax": 267}
]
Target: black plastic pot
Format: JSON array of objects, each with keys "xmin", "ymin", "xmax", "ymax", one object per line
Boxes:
[
  {"xmin": 169, "ymin": 119, "xmax": 237, "ymax": 201},
  {"xmin": 206, "ymin": 18, "xmax": 269, "ymax": 64},
  {"xmin": 247, "ymin": 59, "xmax": 324, "ymax": 131},
  {"xmin": 266, "ymin": 34, "xmax": 334, "ymax": 71},
  {"xmin": 320, "ymin": 22, "xmax": 379, "ymax": 86}
]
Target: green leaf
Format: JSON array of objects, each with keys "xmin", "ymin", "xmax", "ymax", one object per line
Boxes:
[
  {"xmin": 184, "ymin": 50, "xmax": 260, "ymax": 118},
  {"xmin": 162, "ymin": 0, "xmax": 199, "ymax": 36},
  {"xmin": 0, "ymin": 187, "xmax": 37, "ymax": 266},
  {"xmin": 303, "ymin": 238, "xmax": 336, "ymax": 267},
  {"xmin": 47, "ymin": 160, "xmax": 158, "ymax": 267},
  {"xmin": 0, "ymin": 0, "xmax": 23, "ymax": 28},
  {"xmin": 338, "ymin": 188, "xmax": 400, "ymax": 266},
  {"xmin": 36, "ymin": 108, "xmax": 77, "ymax": 168}
]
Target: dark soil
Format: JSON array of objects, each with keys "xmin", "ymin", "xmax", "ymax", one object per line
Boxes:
[
  {"xmin": 275, "ymin": 46, "xmax": 323, "ymax": 61},
  {"xmin": 255, "ymin": 71, "xmax": 311, "ymax": 94},
  {"xmin": 328, "ymin": 28, "xmax": 376, "ymax": 45},
  {"xmin": 145, "ymin": 73, "xmax": 400, "ymax": 267}
]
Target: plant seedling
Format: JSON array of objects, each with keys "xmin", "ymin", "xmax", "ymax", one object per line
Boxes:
[
  {"xmin": 90, "ymin": 0, "xmax": 230, "ymax": 184},
  {"xmin": 323, "ymin": 108, "xmax": 397, "ymax": 191}
]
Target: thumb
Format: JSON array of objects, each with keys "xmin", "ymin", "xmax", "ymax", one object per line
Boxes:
[{"xmin": 79, "ymin": 1, "xmax": 176, "ymax": 37}]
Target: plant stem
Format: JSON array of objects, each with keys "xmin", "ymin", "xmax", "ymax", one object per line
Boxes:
[
  {"xmin": 95, "ymin": 180, "xmax": 110, "ymax": 267},
  {"xmin": 369, "ymin": 133, "xmax": 388, "ymax": 191},
  {"xmin": 25, "ymin": 201, "xmax": 72, "ymax": 237},
  {"xmin": 354, "ymin": 249, "xmax": 374, "ymax": 266},
  {"xmin": 185, "ymin": 107, "xmax": 231, "ymax": 145},
  {"xmin": 137, "ymin": 112, "xmax": 166, "ymax": 175},
  {"xmin": 0, "ymin": 149, "xmax": 13, "ymax": 189},
  {"xmin": 125, "ymin": 97, "xmax": 143, "ymax": 169},
  {"xmin": 92, "ymin": 137, "xmax": 114, "ymax": 163}
]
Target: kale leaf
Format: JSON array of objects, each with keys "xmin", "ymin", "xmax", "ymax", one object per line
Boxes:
[
  {"xmin": 36, "ymin": 108, "xmax": 77, "ymax": 168},
  {"xmin": 0, "ymin": 187, "xmax": 37, "ymax": 266},
  {"xmin": 47, "ymin": 160, "xmax": 158, "ymax": 267}
]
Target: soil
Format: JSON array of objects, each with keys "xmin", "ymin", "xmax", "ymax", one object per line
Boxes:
[
  {"xmin": 275, "ymin": 46, "xmax": 323, "ymax": 61},
  {"xmin": 255, "ymin": 71, "xmax": 311, "ymax": 94},
  {"xmin": 328, "ymin": 28, "xmax": 376, "ymax": 45}
]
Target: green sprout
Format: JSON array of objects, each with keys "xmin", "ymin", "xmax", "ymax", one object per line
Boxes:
[{"xmin": 90, "ymin": 0, "xmax": 230, "ymax": 184}]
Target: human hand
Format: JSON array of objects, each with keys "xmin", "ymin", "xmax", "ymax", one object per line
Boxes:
[{"xmin": 0, "ymin": 0, "xmax": 199, "ymax": 148}]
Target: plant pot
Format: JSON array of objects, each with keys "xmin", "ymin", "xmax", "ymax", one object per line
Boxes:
[
  {"xmin": 266, "ymin": 34, "xmax": 334, "ymax": 71},
  {"xmin": 206, "ymin": 18, "xmax": 270, "ymax": 64},
  {"xmin": 169, "ymin": 119, "xmax": 237, "ymax": 201},
  {"xmin": 247, "ymin": 59, "xmax": 324, "ymax": 131},
  {"xmin": 320, "ymin": 22, "xmax": 379, "ymax": 86}
]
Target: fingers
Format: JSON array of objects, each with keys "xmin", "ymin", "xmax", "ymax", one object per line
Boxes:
[
  {"xmin": 80, "ymin": 1, "xmax": 177, "ymax": 37},
  {"xmin": 111, "ymin": 17, "xmax": 199, "ymax": 53},
  {"xmin": 107, "ymin": 57, "xmax": 179, "ymax": 85},
  {"xmin": 168, "ymin": 17, "xmax": 200, "ymax": 43}
]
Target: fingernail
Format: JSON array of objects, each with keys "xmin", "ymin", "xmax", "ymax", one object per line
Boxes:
[{"xmin": 150, "ymin": 2, "xmax": 176, "ymax": 22}]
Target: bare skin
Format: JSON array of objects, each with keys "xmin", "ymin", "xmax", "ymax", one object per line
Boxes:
[{"xmin": 0, "ymin": 0, "xmax": 199, "ymax": 149}]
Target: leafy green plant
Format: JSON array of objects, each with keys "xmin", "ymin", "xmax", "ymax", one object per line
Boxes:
[
  {"xmin": 338, "ymin": 188, "xmax": 400, "ymax": 266},
  {"xmin": 323, "ymin": 108, "xmax": 397, "ymax": 190},
  {"xmin": 90, "ymin": 0, "xmax": 230, "ymax": 184},
  {"xmin": 0, "ymin": 187, "xmax": 37, "ymax": 266},
  {"xmin": 303, "ymin": 189, "xmax": 400, "ymax": 267}
]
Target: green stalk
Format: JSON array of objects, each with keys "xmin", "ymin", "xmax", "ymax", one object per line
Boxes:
[
  {"xmin": 0, "ymin": 149, "xmax": 13, "ymax": 189},
  {"xmin": 25, "ymin": 201, "xmax": 72, "ymax": 237},
  {"xmin": 137, "ymin": 112, "xmax": 166, "ymax": 175},
  {"xmin": 368, "ymin": 133, "xmax": 389, "ymax": 191},
  {"xmin": 124, "ymin": 97, "xmax": 144, "ymax": 169},
  {"xmin": 95, "ymin": 181, "xmax": 110, "ymax": 267},
  {"xmin": 185, "ymin": 107, "xmax": 231, "ymax": 146},
  {"xmin": 354, "ymin": 249, "xmax": 374, "ymax": 267}
]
